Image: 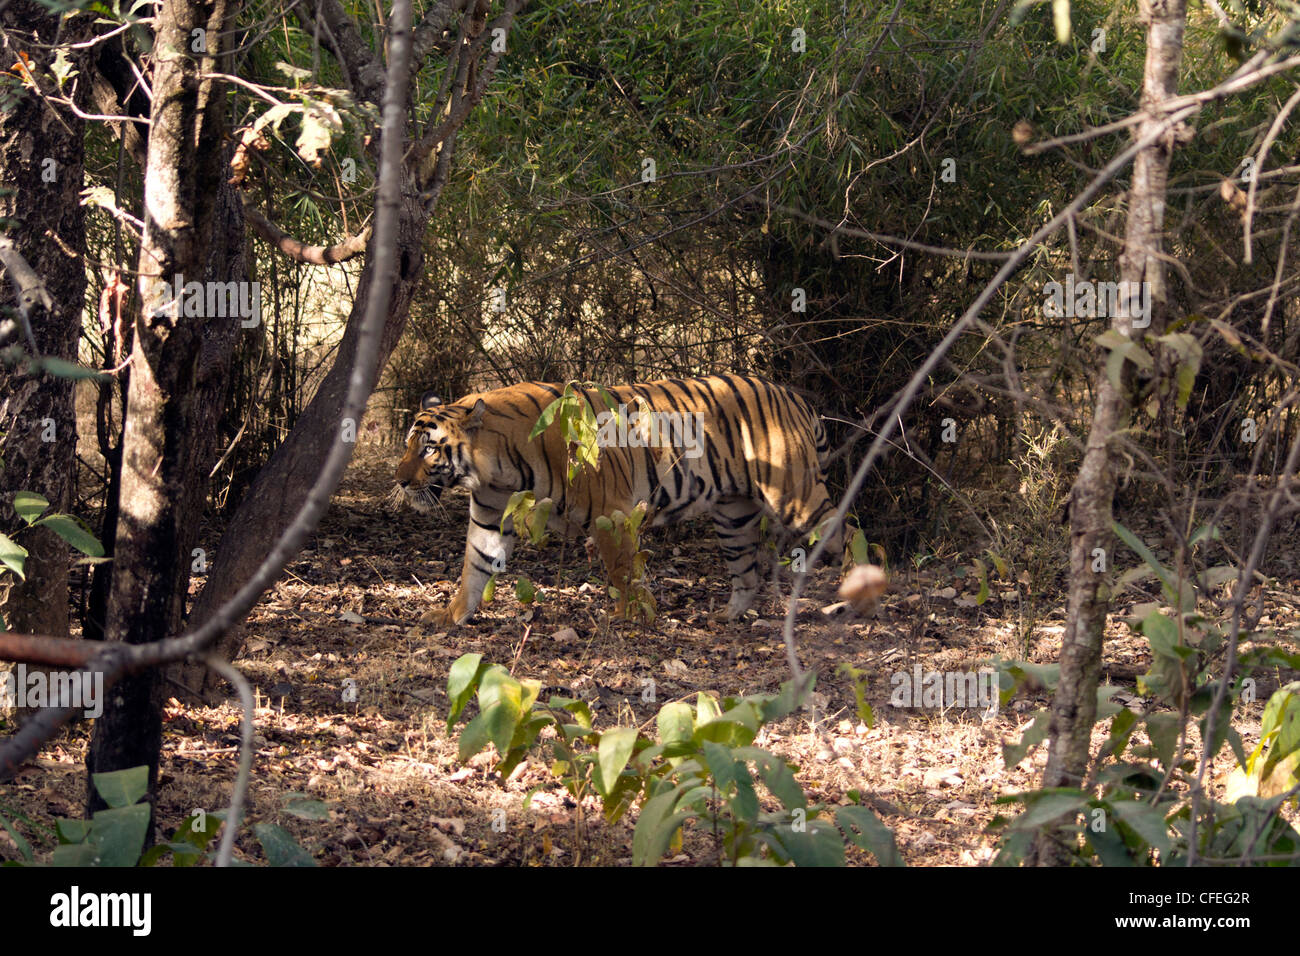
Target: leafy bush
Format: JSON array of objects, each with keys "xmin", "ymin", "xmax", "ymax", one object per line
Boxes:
[
  {"xmin": 0, "ymin": 490, "xmax": 105, "ymax": 629},
  {"xmin": 0, "ymin": 765, "xmax": 323, "ymax": 866},
  {"xmin": 991, "ymin": 524, "xmax": 1300, "ymax": 865},
  {"xmin": 447, "ymin": 653, "xmax": 901, "ymax": 866}
]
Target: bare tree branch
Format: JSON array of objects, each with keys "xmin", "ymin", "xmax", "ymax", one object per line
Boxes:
[
  {"xmin": 299, "ymin": 0, "xmax": 385, "ymax": 103},
  {"xmin": 241, "ymin": 197, "xmax": 372, "ymax": 265},
  {"xmin": 206, "ymin": 654, "xmax": 254, "ymax": 867}
]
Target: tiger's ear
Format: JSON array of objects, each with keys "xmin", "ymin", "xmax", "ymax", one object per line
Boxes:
[
  {"xmin": 420, "ymin": 391, "xmax": 442, "ymax": 411},
  {"xmin": 463, "ymin": 398, "xmax": 486, "ymax": 432}
]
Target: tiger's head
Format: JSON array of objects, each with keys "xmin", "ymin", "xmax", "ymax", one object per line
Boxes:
[{"xmin": 393, "ymin": 391, "xmax": 486, "ymax": 513}]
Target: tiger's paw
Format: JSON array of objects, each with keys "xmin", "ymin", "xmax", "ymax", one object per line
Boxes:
[
  {"xmin": 419, "ymin": 606, "xmax": 466, "ymax": 629},
  {"xmin": 714, "ymin": 592, "xmax": 756, "ymax": 623}
]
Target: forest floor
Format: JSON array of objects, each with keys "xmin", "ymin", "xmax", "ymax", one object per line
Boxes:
[{"xmin": 4, "ymin": 444, "xmax": 1300, "ymax": 866}]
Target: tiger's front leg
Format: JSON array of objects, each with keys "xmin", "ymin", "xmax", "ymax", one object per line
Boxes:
[{"xmin": 433, "ymin": 495, "xmax": 515, "ymax": 627}]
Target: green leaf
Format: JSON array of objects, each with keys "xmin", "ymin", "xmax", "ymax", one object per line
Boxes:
[
  {"xmin": 36, "ymin": 356, "xmax": 109, "ymax": 382},
  {"xmin": 1113, "ymin": 521, "xmax": 1183, "ymax": 608},
  {"xmin": 849, "ymin": 529, "xmax": 869, "ymax": 564},
  {"xmin": 283, "ymin": 799, "xmax": 332, "ymax": 821},
  {"xmin": 515, "ymin": 576, "xmax": 536, "ymax": 603},
  {"xmin": 759, "ymin": 677, "xmax": 810, "ymax": 724},
  {"xmin": 837, "ymin": 805, "xmax": 903, "ymax": 866},
  {"xmin": 32, "ymin": 514, "xmax": 104, "ymax": 557},
  {"xmin": 1103, "ymin": 707, "xmax": 1138, "ymax": 760},
  {"xmin": 1156, "ymin": 331, "xmax": 1203, "ymax": 410},
  {"xmin": 595, "ymin": 384, "xmax": 621, "ymax": 418},
  {"xmin": 458, "ymin": 711, "xmax": 494, "ymax": 763},
  {"xmin": 91, "ymin": 766, "xmax": 149, "ymax": 809},
  {"xmin": 657, "ymin": 701, "xmax": 694, "ymax": 749},
  {"xmin": 478, "ymin": 667, "xmax": 523, "ymax": 756},
  {"xmin": 632, "ymin": 783, "xmax": 696, "ymax": 866},
  {"xmin": 1260, "ymin": 685, "xmax": 1300, "ymax": 780},
  {"xmin": 1087, "ymin": 819, "xmax": 1137, "ymax": 867},
  {"xmin": 553, "ymin": 696, "xmax": 593, "ymax": 730},
  {"xmin": 12, "ymin": 491, "xmax": 48, "ymax": 524},
  {"xmin": 56, "ymin": 817, "xmax": 91, "ymax": 844},
  {"xmin": 1012, "ymin": 791, "xmax": 1090, "ymax": 832},
  {"xmin": 1139, "ymin": 610, "xmax": 1182, "ymax": 661},
  {"xmin": 755, "ymin": 752, "xmax": 806, "ymax": 811},
  {"xmin": 446, "ymin": 653, "xmax": 484, "ymax": 728},
  {"xmin": 1145, "ymin": 712, "xmax": 1181, "ymax": 771},
  {"xmin": 88, "ymin": 804, "xmax": 150, "ymax": 866},
  {"xmin": 731, "ymin": 762, "xmax": 760, "ymax": 822},
  {"xmin": 1226, "ymin": 726, "xmax": 1248, "ymax": 770},
  {"xmin": 595, "ymin": 727, "xmax": 638, "ymax": 797},
  {"xmin": 986, "ymin": 550, "xmax": 1009, "ymax": 578},
  {"xmin": 0, "ymin": 814, "xmax": 33, "ymax": 861},
  {"xmin": 769, "ymin": 816, "xmax": 845, "ymax": 866},
  {"xmin": 1003, "ymin": 709, "xmax": 1050, "ymax": 767},
  {"xmin": 695, "ymin": 692, "xmax": 721, "ymax": 725},
  {"xmin": 481, "ymin": 699, "xmax": 522, "ymax": 760},
  {"xmin": 254, "ymin": 823, "xmax": 316, "ymax": 866},
  {"xmin": 0, "ymin": 532, "xmax": 28, "ymax": 580},
  {"xmin": 173, "ymin": 809, "xmax": 224, "ymax": 855},
  {"xmin": 1109, "ymin": 800, "xmax": 1172, "ymax": 860},
  {"xmin": 139, "ymin": 840, "xmax": 207, "ymax": 867},
  {"xmin": 51, "ymin": 843, "xmax": 99, "ymax": 866},
  {"xmin": 529, "ymin": 398, "xmax": 562, "ymax": 440},
  {"xmin": 701, "ymin": 740, "xmax": 736, "ymax": 791}
]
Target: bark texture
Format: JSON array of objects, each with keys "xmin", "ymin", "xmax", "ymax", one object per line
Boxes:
[
  {"xmin": 1031, "ymin": 0, "xmax": 1186, "ymax": 864},
  {"xmin": 0, "ymin": 3, "xmax": 90, "ymax": 693},
  {"xmin": 85, "ymin": 0, "xmax": 248, "ymax": 821}
]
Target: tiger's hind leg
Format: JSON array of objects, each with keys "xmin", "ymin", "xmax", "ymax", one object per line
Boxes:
[
  {"xmin": 712, "ymin": 496, "xmax": 764, "ymax": 621},
  {"xmin": 792, "ymin": 480, "xmax": 848, "ymax": 569}
]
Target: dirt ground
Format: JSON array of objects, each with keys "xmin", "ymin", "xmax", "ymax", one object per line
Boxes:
[{"xmin": 3, "ymin": 444, "xmax": 1298, "ymax": 866}]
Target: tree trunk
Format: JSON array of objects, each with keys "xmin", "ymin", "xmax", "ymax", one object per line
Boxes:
[
  {"xmin": 1030, "ymin": 0, "xmax": 1185, "ymax": 864},
  {"xmin": 177, "ymin": 184, "xmax": 427, "ymax": 698},
  {"xmin": 85, "ymin": 0, "xmax": 247, "ymax": 824},
  {"xmin": 0, "ymin": 2, "xmax": 90, "ymax": 721}
]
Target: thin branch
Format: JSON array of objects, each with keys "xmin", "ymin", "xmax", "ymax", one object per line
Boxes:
[
  {"xmin": 1243, "ymin": 85, "xmax": 1300, "ymax": 265},
  {"xmin": 773, "ymin": 204, "xmax": 1017, "ymax": 261},
  {"xmin": 308, "ymin": 0, "xmax": 385, "ymax": 103},
  {"xmin": 242, "ymin": 197, "xmax": 372, "ymax": 265},
  {"xmin": 205, "ymin": 655, "xmax": 254, "ymax": 868}
]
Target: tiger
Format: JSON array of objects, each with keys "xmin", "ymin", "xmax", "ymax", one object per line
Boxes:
[{"xmin": 393, "ymin": 374, "xmax": 845, "ymax": 627}]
